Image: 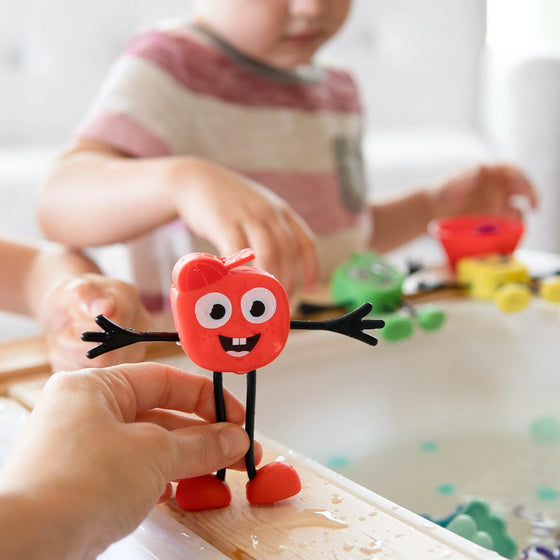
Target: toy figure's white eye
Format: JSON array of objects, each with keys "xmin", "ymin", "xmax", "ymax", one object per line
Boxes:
[
  {"xmin": 241, "ymin": 287, "xmax": 277, "ymax": 324},
  {"xmin": 195, "ymin": 292, "xmax": 232, "ymax": 329}
]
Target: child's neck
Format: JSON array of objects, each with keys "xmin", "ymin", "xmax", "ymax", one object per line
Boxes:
[{"xmin": 189, "ymin": 19, "xmax": 322, "ymax": 83}]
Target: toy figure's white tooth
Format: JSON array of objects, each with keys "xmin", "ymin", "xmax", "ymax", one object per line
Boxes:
[
  {"xmin": 240, "ymin": 338, "xmax": 246, "ymax": 345},
  {"xmin": 233, "ymin": 338, "xmax": 240, "ymax": 345}
]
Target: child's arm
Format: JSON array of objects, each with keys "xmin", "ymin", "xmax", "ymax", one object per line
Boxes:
[
  {"xmin": 369, "ymin": 190, "xmax": 435, "ymax": 253},
  {"xmin": 0, "ymin": 239, "xmax": 43, "ymax": 315},
  {"xmin": 38, "ymin": 139, "xmax": 320, "ymax": 295},
  {"xmin": 369, "ymin": 164, "xmax": 538, "ymax": 252},
  {"xmin": 0, "ymin": 238, "xmax": 153, "ymax": 370},
  {"xmin": 38, "ymin": 140, "xmax": 185, "ymax": 247},
  {"xmin": 0, "ymin": 239, "xmax": 96, "ymax": 316}
]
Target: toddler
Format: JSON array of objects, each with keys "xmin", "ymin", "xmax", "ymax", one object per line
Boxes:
[{"xmin": 38, "ymin": 0, "xmax": 537, "ymax": 305}]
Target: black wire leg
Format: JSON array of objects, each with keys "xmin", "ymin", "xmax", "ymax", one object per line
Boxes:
[
  {"xmin": 213, "ymin": 371, "xmax": 227, "ymax": 482},
  {"xmin": 245, "ymin": 370, "xmax": 257, "ymax": 480}
]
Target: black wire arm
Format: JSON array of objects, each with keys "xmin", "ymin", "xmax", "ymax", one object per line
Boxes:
[
  {"xmin": 82, "ymin": 314, "xmax": 179, "ymax": 359},
  {"xmin": 83, "ymin": 302, "xmax": 384, "ymax": 359},
  {"xmin": 290, "ymin": 302, "xmax": 384, "ymax": 346}
]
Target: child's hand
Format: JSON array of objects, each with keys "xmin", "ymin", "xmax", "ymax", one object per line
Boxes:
[
  {"xmin": 172, "ymin": 158, "xmax": 321, "ymax": 295},
  {"xmin": 37, "ymin": 273, "xmax": 152, "ymax": 372},
  {"xmin": 0, "ymin": 362, "xmax": 256, "ymax": 559},
  {"xmin": 431, "ymin": 164, "xmax": 538, "ymax": 220}
]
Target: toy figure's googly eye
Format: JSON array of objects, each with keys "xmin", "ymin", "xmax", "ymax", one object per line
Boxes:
[
  {"xmin": 241, "ymin": 287, "xmax": 277, "ymax": 324},
  {"xmin": 195, "ymin": 292, "xmax": 232, "ymax": 329}
]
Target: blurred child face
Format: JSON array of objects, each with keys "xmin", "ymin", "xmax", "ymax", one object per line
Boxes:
[{"xmin": 194, "ymin": 0, "xmax": 352, "ymax": 70}]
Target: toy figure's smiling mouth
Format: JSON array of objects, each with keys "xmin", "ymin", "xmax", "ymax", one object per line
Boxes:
[{"xmin": 219, "ymin": 334, "xmax": 260, "ymax": 357}]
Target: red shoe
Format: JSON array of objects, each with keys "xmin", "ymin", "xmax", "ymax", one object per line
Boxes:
[
  {"xmin": 175, "ymin": 474, "xmax": 232, "ymax": 511},
  {"xmin": 246, "ymin": 462, "xmax": 302, "ymax": 505}
]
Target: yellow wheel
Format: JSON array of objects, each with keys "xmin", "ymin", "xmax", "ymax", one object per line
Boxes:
[
  {"xmin": 494, "ymin": 284, "xmax": 531, "ymax": 313},
  {"xmin": 539, "ymin": 277, "xmax": 560, "ymax": 303}
]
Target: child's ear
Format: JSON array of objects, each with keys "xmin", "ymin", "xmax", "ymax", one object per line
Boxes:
[{"xmin": 172, "ymin": 253, "xmax": 226, "ymax": 292}]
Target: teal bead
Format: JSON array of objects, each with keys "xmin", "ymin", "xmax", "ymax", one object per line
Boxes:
[
  {"xmin": 529, "ymin": 416, "xmax": 560, "ymax": 443},
  {"xmin": 421, "ymin": 440, "xmax": 438, "ymax": 453},
  {"xmin": 471, "ymin": 531, "xmax": 494, "ymax": 550},
  {"xmin": 446, "ymin": 514, "xmax": 476, "ymax": 539},
  {"xmin": 436, "ymin": 483, "xmax": 456, "ymax": 496}
]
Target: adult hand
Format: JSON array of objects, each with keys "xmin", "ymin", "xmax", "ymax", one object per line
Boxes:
[{"xmin": 0, "ymin": 362, "xmax": 256, "ymax": 559}]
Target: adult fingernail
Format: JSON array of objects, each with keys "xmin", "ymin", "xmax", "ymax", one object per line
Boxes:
[
  {"xmin": 88, "ymin": 297, "xmax": 113, "ymax": 316},
  {"xmin": 218, "ymin": 425, "xmax": 249, "ymax": 459}
]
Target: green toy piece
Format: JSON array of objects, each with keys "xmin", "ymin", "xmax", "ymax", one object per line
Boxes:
[
  {"xmin": 446, "ymin": 513, "xmax": 478, "ymax": 538},
  {"xmin": 331, "ymin": 252, "xmax": 405, "ymax": 312},
  {"xmin": 416, "ymin": 307, "xmax": 446, "ymax": 331},
  {"xmin": 445, "ymin": 500, "xmax": 517, "ymax": 559},
  {"xmin": 330, "ymin": 252, "xmax": 446, "ymax": 341},
  {"xmin": 380, "ymin": 313, "xmax": 413, "ymax": 342}
]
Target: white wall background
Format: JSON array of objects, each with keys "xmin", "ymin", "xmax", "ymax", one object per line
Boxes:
[
  {"xmin": 0, "ymin": 0, "xmax": 558, "ymax": 251},
  {"xmin": 0, "ymin": 0, "xmax": 485, "ymax": 145}
]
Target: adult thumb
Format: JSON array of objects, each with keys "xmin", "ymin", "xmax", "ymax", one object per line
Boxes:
[{"xmin": 169, "ymin": 423, "xmax": 250, "ymax": 480}]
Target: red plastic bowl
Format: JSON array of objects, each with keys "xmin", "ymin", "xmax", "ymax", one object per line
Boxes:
[{"xmin": 429, "ymin": 215, "xmax": 524, "ymax": 270}]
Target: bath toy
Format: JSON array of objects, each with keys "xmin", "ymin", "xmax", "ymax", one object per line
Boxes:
[
  {"xmin": 426, "ymin": 499, "xmax": 517, "ymax": 558},
  {"xmin": 82, "ymin": 249, "xmax": 384, "ymax": 511},
  {"xmin": 429, "ymin": 215, "xmax": 560, "ymax": 313},
  {"xmin": 430, "ymin": 215, "xmax": 524, "ymax": 271},
  {"xmin": 299, "ymin": 251, "xmax": 446, "ymax": 342}
]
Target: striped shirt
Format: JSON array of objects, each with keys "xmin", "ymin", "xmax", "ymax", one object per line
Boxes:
[{"xmin": 77, "ymin": 24, "xmax": 372, "ymax": 309}]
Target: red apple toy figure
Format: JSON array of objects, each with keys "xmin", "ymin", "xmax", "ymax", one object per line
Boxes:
[{"xmin": 82, "ymin": 249, "xmax": 384, "ymax": 510}]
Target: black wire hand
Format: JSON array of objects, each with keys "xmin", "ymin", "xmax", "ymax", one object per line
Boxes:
[
  {"xmin": 290, "ymin": 302, "xmax": 385, "ymax": 346},
  {"xmin": 82, "ymin": 314, "xmax": 179, "ymax": 359}
]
